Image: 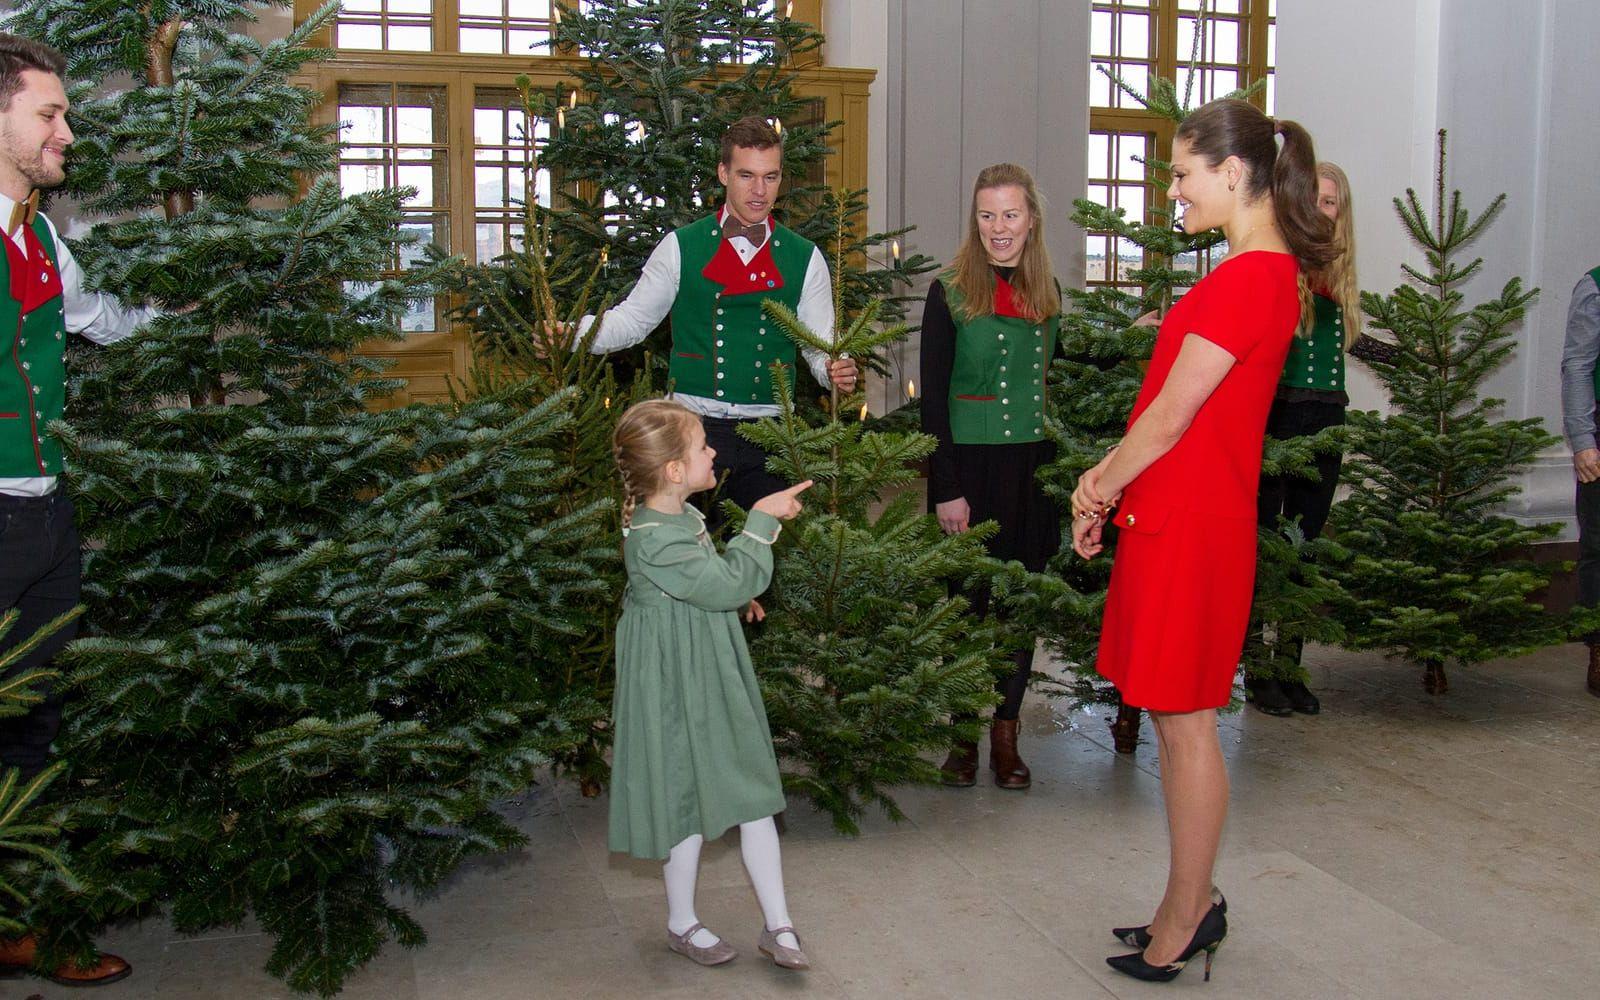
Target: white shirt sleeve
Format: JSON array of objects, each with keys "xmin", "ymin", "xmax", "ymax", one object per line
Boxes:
[
  {"xmin": 797, "ymin": 245, "xmax": 836, "ymax": 386},
  {"xmin": 45, "ymin": 219, "xmax": 155, "ymax": 345},
  {"xmin": 579, "ymin": 232, "xmax": 681, "ymax": 353}
]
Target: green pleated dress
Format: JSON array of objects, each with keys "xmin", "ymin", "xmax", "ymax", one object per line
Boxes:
[{"xmin": 608, "ymin": 504, "xmax": 787, "ymax": 860}]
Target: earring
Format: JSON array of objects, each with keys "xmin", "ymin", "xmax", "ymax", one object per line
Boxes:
[{"xmin": 1228, "ymin": 181, "xmax": 1236, "ymax": 192}]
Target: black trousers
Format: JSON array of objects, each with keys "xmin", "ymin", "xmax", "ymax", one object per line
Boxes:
[
  {"xmin": 1257, "ymin": 399, "xmax": 1346, "ymax": 540},
  {"xmin": 1252, "ymin": 399, "xmax": 1344, "ymax": 678},
  {"xmin": 1577, "ymin": 477, "xmax": 1600, "ymax": 627},
  {"xmin": 698, "ymin": 415, "xmax": 787, "ymax": 514},
  {"xmin": 0, "ymin": 490, "xmax": 81, "ymax": 781}
]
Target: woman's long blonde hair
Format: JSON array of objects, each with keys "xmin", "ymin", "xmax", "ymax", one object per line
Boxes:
[
  {"xmin": 1310, "ymin": 161, "xmax": 1362, "ymax": 348},
  {"xmin": 947, "ymin": 163, "xmax": 1061, "ymax": 322},
  {"xmin": 612, "ymin": 399, "xmax": 699, "ymax": 531}
]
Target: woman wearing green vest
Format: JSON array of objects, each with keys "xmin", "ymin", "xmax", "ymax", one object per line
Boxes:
[
  {"xmin": 1247, "ymin": 162, "xmax": 1396, "ymax": 717},
  {"xmin": 920, "ymin": 163, "xmax": 1061, "ymax": 790}
]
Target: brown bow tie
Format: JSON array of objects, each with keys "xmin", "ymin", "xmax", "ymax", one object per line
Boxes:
[
  {"xmin": 723, "ymin": 218, "xmax": 768, "ymax": 245},
  {"xmin": 6, "ymin": 191, "xmax": 38, "ymax": 239}
]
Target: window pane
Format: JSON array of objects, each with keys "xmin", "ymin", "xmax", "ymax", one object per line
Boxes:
[
  {"xmin": 335, "ymin": 0, "xmax": 433, "ymax": 52},
  {"xmin": 336, "ymin": 83, "xmax": 451, "ymax": 323},
  {"xmin": 1090, "ymin": 10, "xmax": 1114, "ymax": 55},
  {"xmin": 461, "ymin": 27, "xmax": 501, "ymax": 52},
  {"xmin": 336, "ymin": 23, "xmax": 382, "ymax": 49},
  {"xmin": 1119, "ymin": 12, "xmax": 1150, "ymax": 59},
  {"xmin": 1087, "ymin": 132, "xmax": 1109, "ymax": 176}
]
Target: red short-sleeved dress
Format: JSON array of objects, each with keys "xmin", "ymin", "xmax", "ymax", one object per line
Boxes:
[{"xmin": 1096, "ymin": 251, "xmax": 1302, "ymax": 712}]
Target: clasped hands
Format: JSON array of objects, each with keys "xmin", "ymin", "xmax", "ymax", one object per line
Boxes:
[{"xmin": 1070, "ymin": 458, "xmax": 1122, "ymax": 560}]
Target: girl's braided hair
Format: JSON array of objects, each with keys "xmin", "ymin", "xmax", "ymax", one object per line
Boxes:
[{"xmin": 611, "ymin": 399, "xmax": 700, "ymax": 531}]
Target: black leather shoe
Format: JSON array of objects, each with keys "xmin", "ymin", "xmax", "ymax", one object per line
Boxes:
[
  {"xmin": 1107, "ymin": 903, "xmax": 1227, "ymax": 983},
  {"xmin": 1244, "ymin": 676, "xmax": 1293, "ymax": 716},
  {"xmin": 1112, "ymin": 890, "xmax": 1227, "ymax": 948}
]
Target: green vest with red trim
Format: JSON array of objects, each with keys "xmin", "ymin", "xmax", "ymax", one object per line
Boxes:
[
  {"xmin": 1589, "ymin": 266, "xmax": 1600, "ymax": 401},
  {"xmin": 0, "ymin": 214, "xmax": 67, "ymax": 477},
  {"xmin": 945, "ymin": 275, "xmax": 1059, "ymax": 444},
  {"xmin": 668, "ymin": 214, "xmax": 813, "ymax": 405}
]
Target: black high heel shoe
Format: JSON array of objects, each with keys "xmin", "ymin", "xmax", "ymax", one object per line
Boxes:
[
  {"xmin": 1111, "ymin": 889, "xmax": 1227, "ymax": 948},
  {"xmin": 1106, "ymin": 902, "xmax": 1227, "ymax": 983}
]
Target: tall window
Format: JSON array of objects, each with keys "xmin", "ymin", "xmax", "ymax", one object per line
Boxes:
[{"xmin": 1086, "ymin": 0, "xmax": 1277, "ymax": 292}]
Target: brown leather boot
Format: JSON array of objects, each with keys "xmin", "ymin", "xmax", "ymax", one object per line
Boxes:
[
  {"xmin": 1422, "ymin": 661, "xmax": 1449, "ymax": 695},
  {"xmin": 0, "ymin": 932, "xmax": 132, "ymax": 987},
  {"xmin": 939, "ymin": 740, "xmax": 978, "ymax": 786},
  {"xmin": 1110, "ymin": 700, "xmax": 1141, "ymax": 754},
  {"xmin": 1588, "ymin": 644, "xmax": 1600, "ymax": 698},
  {"xmin": 989, "ymin": 718, "xmax": 1031, "ymax": 789}
]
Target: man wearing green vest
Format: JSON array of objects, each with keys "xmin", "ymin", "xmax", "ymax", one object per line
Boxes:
[
  {"xmin": 573, "ymin": 116, "xmax": 856, "ymax": 510},
  {"xmin": 1560, "ymin": 265, "xmax": 1600, "ymax": 698},
  {"xmin": 0, "ymin": 33, "xmax": 150, "ymax": 988}
]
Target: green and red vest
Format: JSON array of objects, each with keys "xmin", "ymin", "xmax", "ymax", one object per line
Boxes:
[
  {"xmin": 945, "ymin": 275, "xmax": 1059, "ymax": 444},
  {"xmin": 1589, "ymin": 266, "xmax": 1600, "ymax": 400},
  {"xmin": 0, "ymin": 214, "xmax": 66, "ymax": 477},
  {"xmin": 668, "ymin": 214, "xmax": 813, "ymax": 405},
  {"xmin": 1280, "ymin": 291, "xmax": 1345, "ymax": 392}
]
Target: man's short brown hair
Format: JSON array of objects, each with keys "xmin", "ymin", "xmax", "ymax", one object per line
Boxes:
[
  {"xmin": 719, "ymin": 116, "xmax": 782, "ymax": 166},
  {"xmin": 0, "ymin": 34, "xmax": 66, "ymax": 111}
]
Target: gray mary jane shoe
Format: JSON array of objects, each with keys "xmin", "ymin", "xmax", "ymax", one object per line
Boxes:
[
  {"xmin": 666, "ymin": 923, "xmax": 737, "ymax": 966},
  {"xmin": 758, "ymin": 925, "xmax": 810, "ymax": 970}
]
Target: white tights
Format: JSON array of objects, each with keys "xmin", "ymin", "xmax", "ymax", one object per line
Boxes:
[{"xmin": 663, "ymin": 816, "xmax": 798, "ymax": 948}]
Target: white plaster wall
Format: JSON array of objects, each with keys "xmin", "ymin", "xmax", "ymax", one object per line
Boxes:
[
  {"xmin": 1275, "ymin": 0, "xmax": 1441, "ymax": 415},
  {"xmin": 1279, "ymin": 0, "xmax": 1600, "ymax": 535},
  {"xmin": 874, "ymin": 0, "xmax": 1091, "ymax": 415}
]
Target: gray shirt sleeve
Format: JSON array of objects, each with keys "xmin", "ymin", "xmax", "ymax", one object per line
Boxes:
[{"xmin": 1560, "ymin": 273, "xmax": 1600, "ymax": 453}]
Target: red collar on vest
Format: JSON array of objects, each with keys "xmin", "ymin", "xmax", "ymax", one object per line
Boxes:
[
  {"xmin": 993, "ymin": 273, "xmax": 1030, "ymax": 319},
  {"xmin": 701, "ymin": 214, "xmax": 787, "ymax": 296},
  {"xmin": 4, "ymin": 223, "xmax": 63, "ymax": 315}
]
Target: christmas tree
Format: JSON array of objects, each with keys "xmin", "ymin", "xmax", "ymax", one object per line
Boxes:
[
  {"xmin": 748, "ymin": 291, "xmax": 1029, "ymax": 833},
  {"xmin": 8, "ymin": 2, "xmax": 613, "ymax": 993},
  {"xmin": 0, "ymin": 610, "xmax": 77, "ymax": 937},
  {"xmin": 1328, "ymin": 132, "xmax": 1569, "ymax": 694}
]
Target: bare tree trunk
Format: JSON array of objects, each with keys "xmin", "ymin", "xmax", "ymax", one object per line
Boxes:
[{"xmin": 145, "ymin": 16, "xmax": 221, "ymax": 407}]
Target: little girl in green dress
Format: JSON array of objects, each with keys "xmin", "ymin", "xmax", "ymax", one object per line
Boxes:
[{"xmin": 609, "ymin": 398, "xmax": 813, "ymax": 970}]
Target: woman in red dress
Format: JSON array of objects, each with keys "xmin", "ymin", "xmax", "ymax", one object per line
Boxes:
[{"xmin": 1071, "ymin": 98, "xmax": 1338, "ymax": 983}]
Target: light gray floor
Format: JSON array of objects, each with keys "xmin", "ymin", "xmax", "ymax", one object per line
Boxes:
[{"xmin": 54, "ymin": 642, "xmax": 1600, "ymax": 999}]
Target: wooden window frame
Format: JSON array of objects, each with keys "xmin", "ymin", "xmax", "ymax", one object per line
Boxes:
[{"xmin": 1087, "ymin": 0, "xmax": 1275, "ymax": 292}]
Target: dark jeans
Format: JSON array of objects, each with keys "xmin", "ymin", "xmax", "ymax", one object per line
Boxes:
[
  {"xmin": 698, "ymin": 415, "xmax": 787, "ymax": 514},
  {"xmin": 0, "ymin": 490, "xmax": 81, "ymax": 781},
  {"xmin": 1257, "ymin": 399, "xmax": 1346, "ymax": 540}
]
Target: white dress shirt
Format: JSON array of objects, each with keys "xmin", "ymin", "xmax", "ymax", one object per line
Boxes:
[
  {"xmin": 578, "ymin": 209, "xmax": 836, "ymax": 418},
  {"xmin": 0, "ymin": 191, "xmax": 155, "ymax": 496}
]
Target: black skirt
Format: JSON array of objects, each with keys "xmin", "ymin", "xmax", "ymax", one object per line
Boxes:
[{"xmin": 931, "ymin": 440, "xmax": 1060, "ymax": 572}]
